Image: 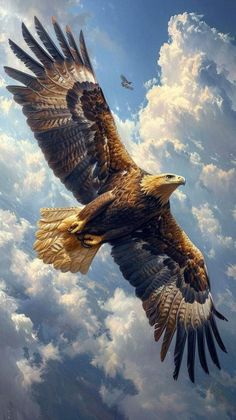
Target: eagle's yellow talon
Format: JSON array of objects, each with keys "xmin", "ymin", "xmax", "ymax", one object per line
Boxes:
[
  {"xmin": 82, "ymin": 234, "xmax": 102, "ymax": 247},
  {"xmin": 68, "ymin": 220, "xmax": 85, "ymax": 234}
]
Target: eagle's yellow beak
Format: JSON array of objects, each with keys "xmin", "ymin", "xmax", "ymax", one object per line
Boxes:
[
  {"xmin": 175, "ymin": 176, "xmax": 186, "ymax": 185},
  {"xmin": 162, "ymin": 174, "xmax": 186, "ymax": 186}
]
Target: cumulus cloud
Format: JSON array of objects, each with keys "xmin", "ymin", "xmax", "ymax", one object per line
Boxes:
[
  {"xmin": 9, "ymin": 246, "xmax": 101, "ymax": 348},
  {"xmin": 192, "ymin": 203, "xmax": 233, "ymax": 248},
  {"xmin": 0, "ymin": 290, "xmax": 41, "ymax": 419},
  {"xmin": 0, "ymin": 199, "xmax": 106, "ymax": 417},
  {"xmin": 226, "ymin": 265, "xmax": 236, "ymax": 280},
  {"xmin": 138, "ymin": 12, "xmax": 236, "ymax": 170},
  {"xmin": 0, "ymin": 209, "xmax": 30, "ymax": 248},
  {"xmin": 173, "ymin": 188, "xmax": 187, "ymax": 203},
  {"xmin": 217, "ymin": 289, "xmax": 236, "ymax": 314},
  {"xmin": 0, "ymin": 96, "xmax": 13, "ymax": 113},
  {"xmin": 0, "ymin": 185, "xmax": 109, "ymax": 418},
  {"xmin": 113, "ymin": 112, "xmax": 138, "ymax": 149},
  {"xmin": 93, "ymin": 289, "xmax": 235, "ymax": 420},
  {"xmin": 0, "ymin": 133, "xmax": 47, "ymax": 199},
  {"xmin": 113, "ymin": 113, "xmax": 162, "ymax": 173},
  {"xmin": 200, "ymin": 164, "xmax": 235, "ymax": 194},
  {"xmin": 144, "ymin": 77, "xmax": 159, "ymax": 90},
  {"xmin": 232, "ymin": 206, "xmax": 236, "ymax": 221}
]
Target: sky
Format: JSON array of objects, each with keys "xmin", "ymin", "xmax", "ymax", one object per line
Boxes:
[{"xmin": 0, "ymin": 0, "xmax": 236, "ymax": 419}]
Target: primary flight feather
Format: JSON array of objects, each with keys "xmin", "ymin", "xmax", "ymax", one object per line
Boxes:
[{"xmin": 5, "ymin": 16, "xmax": 227, "ymax": 383}]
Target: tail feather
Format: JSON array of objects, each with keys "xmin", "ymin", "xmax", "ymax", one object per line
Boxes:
[
  {"xmin": 34, "ymin": 207, "xmax": 101, "ymax": 274},
  {"xmin": 39, "ymin": 207, "xmax": 79, "ymax": 222}
]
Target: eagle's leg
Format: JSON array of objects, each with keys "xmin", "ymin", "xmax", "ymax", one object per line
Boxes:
[
  {"xmin": 66, "ymin": 191, "xmax": 115, "ymax": 234},
  {"xmin": 102, "ymin": 225, "xmax": 134, "ymax": 242},
  {"xmin": 78, "ymin": 225, "xmax": 133, "ymax": 248},
  {"xmin": 94, "ymin": 215, "xmax": 161, "ymax": 244},
  {"xmin": 81, "ymin": 210, "xmax": 163, "ymax": 248}
]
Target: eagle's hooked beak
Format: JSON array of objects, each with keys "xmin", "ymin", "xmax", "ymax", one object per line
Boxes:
[
  {"xmin": 176, "ymin": 176, "xmax": 186, "ymax": 186},
  {"xmin": 164, "ymin": 174, "xmax": 186, "ymax": 185}
]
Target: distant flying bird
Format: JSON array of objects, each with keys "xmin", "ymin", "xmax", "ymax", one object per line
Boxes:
[
  {"xmin": 120, "ymin": 74, "xmax": 134, "ymax": 90},
  {"xmin": 5, "ymin": 17, "xmax": 227, "ymax": 383}
]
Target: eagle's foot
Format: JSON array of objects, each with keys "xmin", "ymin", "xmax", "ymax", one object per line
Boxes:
[
  {"xmin": 68, "ymin": 219, "xmax": 85, "ymax": 234},
  {"xmin": 81, "ymin": 234, "xmax": 103, "ymax": 248}
]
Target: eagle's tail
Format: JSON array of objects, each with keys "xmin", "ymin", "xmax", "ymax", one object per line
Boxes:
[{"xmin": 33, "ymin": 207, "xmax": 101, "ymax": 274}]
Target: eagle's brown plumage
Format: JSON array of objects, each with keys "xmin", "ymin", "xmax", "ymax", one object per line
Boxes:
[{"xmin": 5, "ymin": 17, "xmax": 227, "ymax": 383}]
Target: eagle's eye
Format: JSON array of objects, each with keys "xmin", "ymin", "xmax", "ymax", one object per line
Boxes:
[{"xmin": 166, "ymin": 174, "xmax": 175, "ymax": 179}]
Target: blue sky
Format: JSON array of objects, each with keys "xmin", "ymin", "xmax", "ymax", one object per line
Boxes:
[{"xmin": 0, "ymin": 1, "xmax": 236, "ymax": 419}]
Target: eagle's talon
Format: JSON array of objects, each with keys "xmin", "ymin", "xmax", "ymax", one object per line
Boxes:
[
  {"xmin": 81, "ymin": 240, "xmax": 92, "ymax": 249},
  {"xmin": 82, "ymin": 234, "xmax": 102, "ymax": 247},
  {"xmin": 68, "ymin": 220, "xmax": 85, "ymax": 234}
]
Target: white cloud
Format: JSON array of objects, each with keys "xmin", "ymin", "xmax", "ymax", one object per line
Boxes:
[
  {"xmin": 192, "ymin": 203, "xmax": 233, "ymax": 248},
  {"xmin": 39, "ymin": 342, "xmax": 61, "ymax": 362},
  {"xmin": 0, "ymin": 96, "xmax": 13, "ymax": 113},
  {"xmin": 144, "ymin": 77, "xmax": 158, "ymax": 90},
  {"xmin": 0, "ymin": 291, "xmax": 41, "ymax": 419},
  {"xmin": 138, "ymin": 12, "xmax": 236, "ymax": 176},
  {"xmin": 113, "ymin": 112, "xmax": 137, "ymax": 148},
  {"xmin": 0, "ymin": 200, "xmax": 105, "ymax": 417},
  {"xmin": 0, "ymin": 133, "xmax": 48, "ymax": 199},
  {"xmin": 200, "ymin": 164, "xmax": 235, "ymax": 194},
  {"xmin": 166, "ymin": 12, "xmax": 236, "ymax": 83},
  {"xmin": 232, "ymin": 206, "xmax": 236, "ymax": 221},
  {"xmin": 173, "ymin": 188, "xmax": 187, "ymax": 202},
  {"xmin": 217, "ymin": 289, "xmax": 236, "ymax": 314},
  {"xmin": 0, "ymin": 75, "xmax": 6, "ymax": 87},
  {"xmin": 189, "ymin": 151, "xmax": 202, "ymax": 165},
  {"xmin": 94, "ymin": 288, "xmax": 235, "ymax": 420},
  {"xmin": 9, "ymin": 245, "xmax": 106, "ymax": 368},
  {"xmin": 0, "ymin": 209, "xmax": 30, "ymax": 247},
  {"xmin": 113, "ymin": 112, "xmax": 162, "ymax": 174},
  {"xmin": 226, "ymin": 265, "xmax": 236, "ymax": 280}
]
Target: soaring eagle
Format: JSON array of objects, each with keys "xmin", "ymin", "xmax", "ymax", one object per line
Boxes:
[
  {"xmin": 120, "ymin": 74, "xmax": 134, "ymax": 90},
  {"xmin": 5, "ymin": 17, "xmax": 227, "ymax": 383}
]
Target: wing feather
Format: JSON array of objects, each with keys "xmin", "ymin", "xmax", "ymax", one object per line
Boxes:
[
  {"xmin": 111, "ymin": 209, "xmax": 227, "ymax": 382},
  {"xmin": 187, "ymin": 328, "xmax": 196, "ymax": 383},
  {"xmin": 79, "ymin": 30, "xmax": 94, "ymax": 75},
  {"xmin": 66, "ymin": 25, "xmax": 84, "ymax": 65},
  {"xmin": 22, "ymin": 22, "xmax": 54, "ymax": 68},
  {"xmin": 8, "ymin": 39, "xmax": 45, "ymax": 77},
  {"xmin": 34, "ymin": 16, "xmax": 64, "ymax": 62},
  {"xmin": 5, "ymin": 17, "xmax": 138, "ymax": 204},
  {"xmin": 173, "ymin": 324, "xmax": 187, "ymax": 380},
  {"xmin": 51, "ymin": 16, "xmax": 74, "ymax": 61},
  {"xmin": 4, "ymin": 66, "xmax": 39, "ymax": 88},
  {"xmin": 204, "ymin": 322, "xmax": 221, "ymax": 369},
  {"xmin": 209, "ymin": 316, "xmax": 227, "ymax": 352},
  {"xmin": 197, "ymin": 326, "xmax": 209, "ymax": 374}
]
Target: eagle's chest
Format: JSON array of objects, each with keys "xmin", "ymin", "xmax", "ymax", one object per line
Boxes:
[{"xmin": 88, "ymin": 183, "xmax": 160, "ymax": 233}]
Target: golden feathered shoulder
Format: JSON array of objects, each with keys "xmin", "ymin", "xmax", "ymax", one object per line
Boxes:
[{"xmin": 5, "ymin": 17, "xmax": 227, "ymax": 383}]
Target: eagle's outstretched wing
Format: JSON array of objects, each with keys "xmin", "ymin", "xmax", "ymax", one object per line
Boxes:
[
  {"xmin": 111, "ymin": 208, "xmax": 227, "ymax": 382},
  {"xmin": 5, "ymin": 17, "xmax": 138, "ymax": 204},
  {"xmin": 120, "ymin": 74, "xmax": 129, "ymax": 83},
  {"xmin": 125, "ymin": 84, "xmax": 134, "ymax": 91}
]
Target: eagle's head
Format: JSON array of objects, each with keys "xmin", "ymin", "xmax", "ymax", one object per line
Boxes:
[{"xmin": 141, "ymin": 173, "xmax": 186, "ymax": 205}]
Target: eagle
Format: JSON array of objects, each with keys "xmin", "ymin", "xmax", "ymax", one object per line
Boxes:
[
  {"xmin": 120, "ymin": 74, "xmax": 134, "ymax": 90},
  {"xmin": 5, "ymin": 16, "xmax": 227, "ymax": 383}
]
